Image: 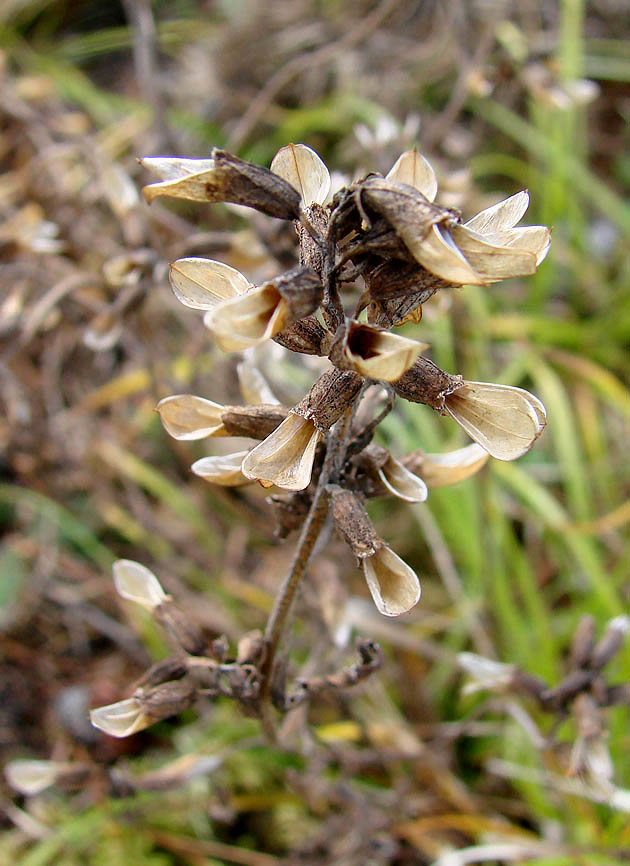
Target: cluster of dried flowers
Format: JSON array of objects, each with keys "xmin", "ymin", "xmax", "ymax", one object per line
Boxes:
[{"xmin": 84, "ymin": 143, "xmax": 550, "ymax": 737}]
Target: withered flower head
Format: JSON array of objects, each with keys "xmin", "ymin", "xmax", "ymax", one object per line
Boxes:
[
  {"xmin": 330, "ymin": 320, "xmax": 428, "ymax": 382},
  {"xmin": 204, "ymin": 266, "xmax": 322, "ymax": 351},
  {"xmin": 355, "ymin": 149, "xmax": 550, "ymax": 286}
]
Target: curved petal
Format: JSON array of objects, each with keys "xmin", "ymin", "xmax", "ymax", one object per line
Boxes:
[
  {"xmin": 407, "ymin": 224, "xmax": 486, "ymax": 286},
  {"xmin": 464, "ymin": 190, "xmax": 530, "ymax": 233},
  {"xmin": 420, "ymin": 443, "xmax": 489, "ymax": 487},
  {"xmin": 169, "ymin": 258, "xmax": 250, "ymax": 310},
  {"xmin": 241, "ymin": 413, "xmax": 322, "ymax": 490},
  {"xmin": 90, "ymin": 698, "xmax": 149, "ymax": 738},
  {"xmin": 113, "ymin": 559, "xmax": 169, "ymax": 610},
  {"xmin": 156, "ymin": 394, "xmax": 226, "ymax": 439},
  {"xmin": 450, "ymin": 225, "xmax": 537, "ymax": 281},
  {"xmin": 386, "ymin": 149, "xmax": 438, "ymax": 202},
  {"xmin": 141, "ymin": 164, "xmax": 218, "ymax": 203},
  {"xmin": 444, "ymin": 381, "xmax": 547, "ymax": 461},
  {"xmin": 204, "ymin": 284, "xmax": 287, "ymax": 351},
  {"xmin": 270, "ymin": 143, "xmax": 331, "ymax": 207},
  {"xmin": 362, "ymin": 546, "xmax": 421, "ymax": 616},
  {"xmin": 378, "ymin": 456, "xmax": 428, "ymax": 502},
  {"xmin": 191, "ymin": 451, "xmax": 251, "ymax": 486}
]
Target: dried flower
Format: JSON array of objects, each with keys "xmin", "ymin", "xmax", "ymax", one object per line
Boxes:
[
  {"xmin": 90, "ymin": 697, "xmax": 151, "ymax": 737},
  {"xmin": 241, "ymin": 412, "xmax": 322, "ymax": 490},
  {"xmin": 270, "ymin": 143, "xmax": 331, "ymax": 207},
  {"xmin": 156, "ymin": 394, "xmax": 226, "ymax": 440},
  {"xmin": 403, "ymin": 443, "xmax": 489, "ymax": 488},
  {"xmin": 4, "ymin": 760, "xmax": 81, "ymax": 796}
]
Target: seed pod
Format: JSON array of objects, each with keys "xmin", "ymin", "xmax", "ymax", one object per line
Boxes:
[
  {"xmin": 331, "ymin": 488, "xmax": 382, "ymax": 559},
  {"xmin": 267, "ymin": 490, "xmax": 312, "ymax": 538},
  {"xmin": 590, "ymin": 616, "xmax": 630, "ymax": 671},
  {"xmin": 204, "ymin": 266, "xmax": 322, "ymax": 351},
  {"xmin": 220, "ymin": 404, "xmax": 289, "ymax": 439},
  {"xmin": 293, "ymin": 368, "xmax": 363, "ymax": 433},
  {"xmin": 392, "ymin": 356, "xmax": 464, "ymax": 410},
  {"xmin": 362, "ymin": 259, "xmax": 447, "ymax": 328},
  {"xmin": 274, "ymin": 315, "xmax": 333, "ymax": 356},
  {"xmin": 329, "ymin": 320, "xmax": 426, "ymax": 382},
  {"xmin": 137, "ymin": 678, "xmax": 197, "ymax": 721},
  {"xmin": 133, "ymin": 656, "xmax": 189, "ymax": 691},
  {"xmin": 154, "ymin": 601, "xmax": 207, "ymax": 655}
]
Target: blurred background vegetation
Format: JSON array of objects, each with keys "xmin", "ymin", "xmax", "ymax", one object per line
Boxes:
[{"xmin": 0, "ymin": 1, "xmax": 628, "ymax": 864}]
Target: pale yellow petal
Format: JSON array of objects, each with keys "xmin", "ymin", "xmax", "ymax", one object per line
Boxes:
[
  {"xmin": 362, "ymin": 546, "xmax": 421, "ymax": 616},
  {"xmin": 90, "ymin": 698, "xmax": 150, "ymax": 738},
  {"xmin": 420, "ymin": 444, "xmax": 489, "ymax": 487},
  {"xmin": 241, "ymin": 413, "xmax": 322, "ymax": 490},
  {"xmin": 156, "ymin": 394, "xmax": 226, "ymax": 439},
  {"xmin": 113, "ymin": 559, "xmax": 169, "ymax": 610},
  {"xmin": 141, "ymin": 166, "xmax": 218, "ymax": 203},
  {"xmin": 169, "ymin": 258, "xmax": 250, "ymax": 310},
  {"xmin": 450, "ymin": 225, "xmax": 537, "ymax": 281},
  {"xmin": 464, "ymin": 190, "xmax": 530, "ymax": 233},
  {"xmin": 386, "ymin": 149, "xmax": 438, "ymax": 202},
  {"xmin": 191, "ymin": 451, "xmax": 251, "ymax": 486},
  {"xmin": 270, "ymin": 143, "xmax": 330, "ymax": 207},
  {"xmin": 445, "ymin": 382, "xmax": 547, "ymax": 461},
  {"xmin": 407, "ymin": 224, "xmax": 486, "ymax": 286},
  {"xmin": 378, "ymin": 457, "xmax": 428, "ymax": 502},
  {"xmin": 204, "ymin": 284, "xmax": 287, "ymax": 351}
]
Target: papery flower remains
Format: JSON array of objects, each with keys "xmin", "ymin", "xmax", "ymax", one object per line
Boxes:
[{"xmin": 141, "ymin": 142, "xmax": 549, "ymax": 623}]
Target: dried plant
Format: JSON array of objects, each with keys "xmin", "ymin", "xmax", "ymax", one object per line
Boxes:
[{"xmin": 74, "ymin": 142, "xmax": 551, "ymax": 741}]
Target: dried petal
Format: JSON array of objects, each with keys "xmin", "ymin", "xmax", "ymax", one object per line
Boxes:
[
  {"xmin": 444, "ymin": 382, "xmax": 547, "ymax": 461},
  {"xmin": 450, "ymin": 224, "xmax": 538, "ymax": 281},
  {"xmin": 191, "ymin": 451, "xmax": 251, "ymax": 486},
  {"xmin": 377, "ymin": 455, "xmax": 428, "ymax": 502},
  {"xmin": 331, "ymin": 321, "xmax": 427, "ymax": 382},
  {"xmin": 237, "ymin": 361, "xmax": 280, "ymax": 405},
  {"xmin": 204, "ymin": 283, "xmax": 288, "ymax": 351},
  {"xmin": 270, "ymin": 143, "xmax": 331, "ymax": 207},
  {"xmin": 4, "ymin": 760, "xmax": 65, "ymax": 796},
  {"xmin": 156, "ymin": 394, "xmax": 226, "ymax": 439},
  {"xmin": 362, "ymin": 546, "xmax": 421, "ymax": 616},
  {"xmin": 113, "ymin": 559, "xmax": 169, "ymax": 611},
  {"xmin": 241, "ymin": 413, "xmax": 322, "ymax": 490},
  {"xmin": 169, "ymin": 258, "xmax": 250, "ymax": 310},
  {"xmin": 464, "ymin": 190, "xmax": 530, "ymax": 233},
  {"xmin": 407, "ymin": 443, "xmax": 489, "ymax": 488},
  {"xmin": 90, "ymin": 697, "xmax": 150, "ymax": 738},
  {"xmin": 483, "ymin": 225, "xmax": 552, "ymax": 266},
  {"xmin": 140, "ymin": 157, "xmax": 218, "ymax": 203},
  {"xmin": 386, "ymin": 148, "xmax": 438, "ymax": 202}
]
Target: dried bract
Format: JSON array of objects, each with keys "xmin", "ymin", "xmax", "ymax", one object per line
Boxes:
[
  {"xmin": 329, "ymin": 320, "xmax": 427, "ymax": 382},
  {"xmin": 169, "ymin": 258, "xmax": 250, "ymax": 310},
  {"xmin": 113, "ymin": 559, "xmax": 169, "ymax": 611}
]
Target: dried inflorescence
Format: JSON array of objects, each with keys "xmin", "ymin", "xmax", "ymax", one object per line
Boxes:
[{"xmin": 86, "ymin": 142, "xmax": 550, "ymax": 738}]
